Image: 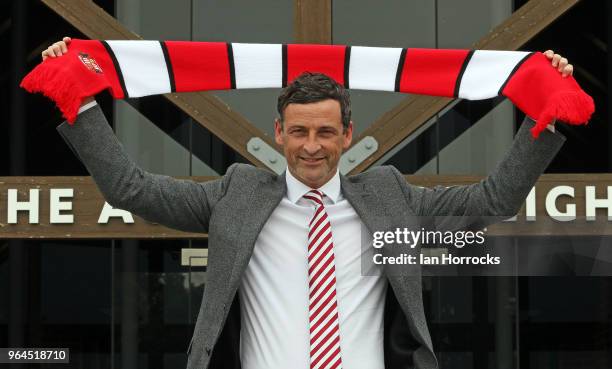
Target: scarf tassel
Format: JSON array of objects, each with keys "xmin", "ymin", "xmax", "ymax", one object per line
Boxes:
[
  {"xmin": 21, "ymin": 63, "xmax": 87, "ymax": 124},
  {"xmin": 529, "ymin": 90, "xmax": 595, "ymax": 138}
]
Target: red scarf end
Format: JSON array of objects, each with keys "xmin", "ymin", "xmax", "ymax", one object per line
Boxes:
[
  {"xmin": 530, "ymin": 89, "xmax": 595, "ymax": 138},
  {"xmin": 20, "ymin": 61, "xmax": 90, "ymax": 124}
]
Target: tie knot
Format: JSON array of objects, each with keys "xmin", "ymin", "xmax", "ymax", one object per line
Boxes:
[{"xmin": 303, "ymin": 189, "xmax": 324, "ymax": 206}]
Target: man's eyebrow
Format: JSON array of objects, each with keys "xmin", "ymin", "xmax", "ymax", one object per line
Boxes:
[
  {"xmin": 318, "ymin": 125, "xmax": 340, "ymax": 131},
  {"xmin": 287, "ymin": 124, "xmax": 338, "ymax": 129}
]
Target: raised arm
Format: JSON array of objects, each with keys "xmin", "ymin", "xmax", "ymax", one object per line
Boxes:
[
  {"xmin": 56, "ymin": 104, "xmax": 235, "ymax": 233},
  {"xmin": 45, "ymin": 37, "xmax": 235, "ymax": 233},
  {"xmin": 393, "ymin": 117, "xmax": 566, "ymax": 219},
  {"xmin": 389, "ymin": 48, "xmax": 574, "ymax": 222}
]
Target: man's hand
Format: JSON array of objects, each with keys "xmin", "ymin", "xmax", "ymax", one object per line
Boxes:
[
  {"xmin": 41, "ymin": 36, "xmax": 71, "ymax": 61},
  {"xmin": 42, "ymin": 37, "xmax": 94, "ymax": 107},
  {"xmin": 543, "ymin": 50, "xmax": 574, "ymax": 78}
]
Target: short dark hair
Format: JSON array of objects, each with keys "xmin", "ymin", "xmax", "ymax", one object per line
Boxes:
[{"xmin": 277, "ymin": 72, "xmax": 351, "ymax": 130}]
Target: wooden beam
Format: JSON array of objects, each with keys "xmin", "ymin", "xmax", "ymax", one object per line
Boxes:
[
  {"xmin": 41, "ymin": 0, "xmax": 281, "ymax": 169},
  {"xmin": 1, "ymin": 174, "xmax": 611, "ymax": 238},
  {"xmin": 348, "ymin": 0, "xmax": 582, "ymax": 174},
  {"xmin": 294, "ymin": 0, "xmax": 332, "ymax": 44}
]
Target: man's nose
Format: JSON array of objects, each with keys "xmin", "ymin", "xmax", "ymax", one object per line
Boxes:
[{"xmin": 303, "ymin": 135, "xmax": 322, "ymax": 154}]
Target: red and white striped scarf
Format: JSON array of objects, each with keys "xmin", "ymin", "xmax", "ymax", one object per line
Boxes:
[{"xmin": 21, "ymin": 39, "xmax": 594, "ymax": 137}]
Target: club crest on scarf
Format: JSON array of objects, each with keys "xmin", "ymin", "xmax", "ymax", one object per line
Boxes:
[{"xmin": 78, "ymin": 52, "xmax": 103, "ymax": 74}]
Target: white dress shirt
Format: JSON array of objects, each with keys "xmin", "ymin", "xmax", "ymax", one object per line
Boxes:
[
  {"xmin": 238, "ymin": 168, "xmax": 387, "ymax": 369},
  {"xmin": 77, "ymin": 99, "xmax": 98, "ymax": 114}
]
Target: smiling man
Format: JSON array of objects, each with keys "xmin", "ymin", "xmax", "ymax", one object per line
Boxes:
[
  {"xmin": 46, "ymin": 37, "xmax": 573, "ymax": 369},
  {"xmin": 275, "ymin": 74, "xmax": 353, "ymax": 189}
]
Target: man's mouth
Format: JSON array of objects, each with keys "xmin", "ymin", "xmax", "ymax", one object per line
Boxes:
[{"xmin": 299, "ymin": 156, "xmax": 325, "ymax": 164}]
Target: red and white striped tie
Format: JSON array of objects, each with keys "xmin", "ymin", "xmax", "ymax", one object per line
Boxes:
[{"xmin": 303, "ymin": 190, "xmax": 343, "ymax": 369}]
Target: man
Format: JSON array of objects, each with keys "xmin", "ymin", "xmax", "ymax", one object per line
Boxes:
[{"xmin": 44, "ymin": 38, "xmax": 572, "ymax": 369}]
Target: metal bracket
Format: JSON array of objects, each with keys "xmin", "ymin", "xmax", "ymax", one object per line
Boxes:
[
  {"xmin": 339, "ymin": 136, "xmax": 378, "ymax": 174},
  {"xmin": 247, "ymin": 137, "xmax": 287, "ymax": 174},
  {"xmin": 181, "ymin": 248, "xmax": 208, "ymax": 267}
]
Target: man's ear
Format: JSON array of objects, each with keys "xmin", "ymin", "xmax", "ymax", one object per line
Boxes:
[
  {"xmin": 274, "ymin": 118, "xmax": 284, "ymax": 146},
  {"xmin": 343, "ymin": 121, "xmax": 353, "ymax": 150}
]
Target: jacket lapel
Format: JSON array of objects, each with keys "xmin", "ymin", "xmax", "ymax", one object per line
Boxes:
[
  {"xmin": 340, "ymin": 173, "xmax": 431, "ymax": 350},
  {"xmin": 340, "ymin": 174, "xmax": 401, "ymax": 260},
  {"xmin": 227, "ymin": 172, "xmax": 287, "ymax": 294},
  {"xmin": 339, "ymin": 174, "xmax": 387, "ymax": 234}
]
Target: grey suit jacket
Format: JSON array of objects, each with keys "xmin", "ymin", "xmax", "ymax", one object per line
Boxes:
[{"xmin": 57, "ymin": 105, "xmax": 565, "ymax": 369}]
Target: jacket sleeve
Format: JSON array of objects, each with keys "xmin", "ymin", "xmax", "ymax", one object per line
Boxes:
[
  {"xmin": 56, "ymin": 104, "xmax": 236, "ymax": 233},
  {"xmin": 391, "ymin": 117, "xmax": 566, "ymax": 220}
]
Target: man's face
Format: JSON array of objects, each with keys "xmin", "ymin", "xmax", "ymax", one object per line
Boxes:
[{"xmin": 275, "ymin": 99, "xmax": 353, "ymax": 189}]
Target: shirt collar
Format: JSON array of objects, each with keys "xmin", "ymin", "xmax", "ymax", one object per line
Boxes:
[{"xmin": 285, "ymin": 167, "xmax": 342, "ymax": 204}]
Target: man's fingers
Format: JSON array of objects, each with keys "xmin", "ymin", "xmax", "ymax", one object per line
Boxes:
[
  {"xmin": 562, "ymin": 64, "xmax": 574, "ymax": 78},
  {"xmin": 51, "ymin": 44, "xmax": 63, "ymax": 57},
  {"xmin": 557, "ymin": 57, "xmax": 568, "ymax": 72},
  {"xmin": 41, "ymin": 39, "xmax": 72, "ymax": 61},
  {"xmin": 543, "ymin": 49, "xmax": 554, "ymax": 59},
  {"xmin": 552, "ymin": 53, "xmax": 562, "ymax": 67}
]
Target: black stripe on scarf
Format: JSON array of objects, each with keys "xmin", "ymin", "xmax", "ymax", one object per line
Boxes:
[
  {"xmin": 453, "ymin": 50, "xmax": 475, "ymax": 97},
  {"xmin": 498, "ymin": 52, "xmax": 535, "ymax": 95},
  {"xmin": 343, "ymin": 46, "xmax": 351, "ymax": 89},
  {"xmin": 101, "ymin": 41, "xmax": 128, "ymax": 98},
  {"xmin": 226, "ymin": 43, "xmax": 236, "ymax": 89},
  {"xmin": 394, "ymin": 48, "xmax": 408, "ymax": 92},
  {"xmin": 159, "ymin": 41, "xmax": 176, "ymax": 92},
  {"xmin": 282, "ymin": 44, "xmax": 288, "ymax": 87}
]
